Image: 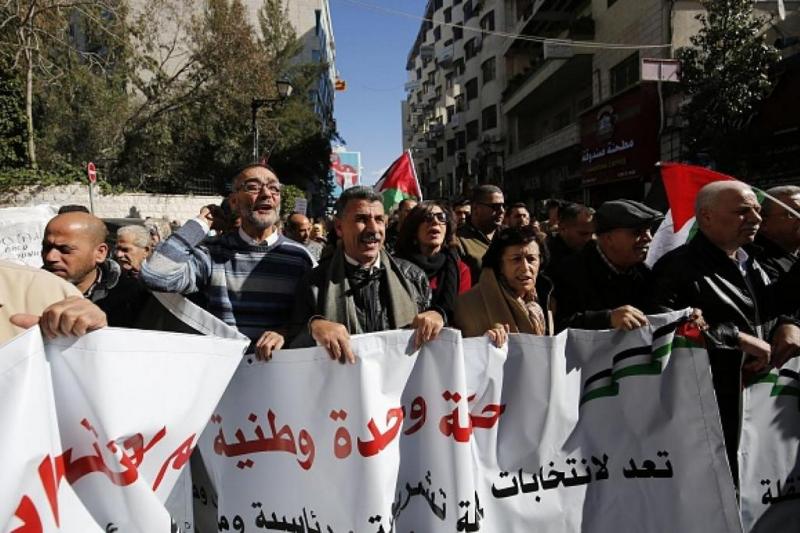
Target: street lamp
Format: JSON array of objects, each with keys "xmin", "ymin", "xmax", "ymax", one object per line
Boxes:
[{"xmin": 251, "ymin": 79, "xmax": 294, "ymax": 162}]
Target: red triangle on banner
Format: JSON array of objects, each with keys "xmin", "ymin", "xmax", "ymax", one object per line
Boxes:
[{"xmin": 659, "ymin": 163, "xmax": 734, "ymax": 232}]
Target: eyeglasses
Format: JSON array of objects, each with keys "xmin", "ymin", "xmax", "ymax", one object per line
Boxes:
[
  {"xmin": 238, "ymin": 180, "xmax": 281, "ymax": 196},
  {"xmin": 478, "ymin": 202, "xmax": 505, "ymax": 213},
  {"xmin": 423, "ymin": 212, "xmax": 447, "ymax": 225}
]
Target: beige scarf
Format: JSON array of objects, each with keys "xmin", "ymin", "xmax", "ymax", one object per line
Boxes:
[
  {"xmin": 322, "ymin": 243, "xmax": 419, "ymax": 334},
  {"xmin": 477, "ymin": 269, "xmax": 546, "ymax": 335}
]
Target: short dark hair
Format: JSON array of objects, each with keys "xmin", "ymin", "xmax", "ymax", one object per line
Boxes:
[
  {"xmin": 398, "ymin": 198, "xmax": 418, "ymax": 210},
  {"xmin": 395, "ymin": 200, "xmax": 457, "ymax": 259},
  {"xmin": 334, "ymin": 185, "xmax": 383, "ymax": 217},
  {"xmin": 763, "ymin": 185, "xmax": 800, "ymax": 217},
  {"xmin": 453, "ymin": 198, "xmax": 470, "ymax": 208},
  {"xmin": 482, "ymin": 226, "xmax": 549, "ymax": 274},
  {"xmin": 545, "ymin": 199, "xmax": 563, "ymax": 211},
  {"xmin": 509, "ymin": 202, "xmax": 528, "ymax": 211},
  {"xmin": 558, "ymin": 202, "xmax": 593, "ymax": 224},
  {"xmin": 471, "ymin": 184, "xmax": 503, "ymax": 203}
]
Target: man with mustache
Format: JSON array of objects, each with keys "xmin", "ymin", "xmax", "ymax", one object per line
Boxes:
[
  {"xmin": 291, "ymin": 186, "xmax": 444, "ymax": 363},
  {"xmin": 553, "ymin": 199, "xmax": 664, "ymax": 332},
  {"xmin": 652, "ymin": 181, "xmax": 800, "ymax": 486},
  {"xmin": 114, "ymin": 225, "xmax": 152, "ymax": 278},
  {"xmin": 141, "ymin": 163, "xmax": 315, "ymax": 361}
]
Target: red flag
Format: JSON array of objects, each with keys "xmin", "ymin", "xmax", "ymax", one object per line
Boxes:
[
  {"xmin": 374, "ymin": 150, "xmax": 422, "ymax": 212},
  {"xmin": 659, "ymin": 163, "xmax": 734, "ymax": 232}
]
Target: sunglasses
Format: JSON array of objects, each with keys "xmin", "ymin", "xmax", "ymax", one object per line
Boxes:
[
  {"xmin": 478, "ymin": 202, "xmax": 506, "ymax": 213},
  {"xmin": 423, "ymin": 212, "xmax": 448, "ymax": 224}
]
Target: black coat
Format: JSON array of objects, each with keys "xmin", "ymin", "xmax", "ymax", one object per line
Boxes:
[
  {"xmin": 651, "ymin": 231, "xmax": 800, "ymax": 480},
  {"xmin": 552, "ymin": 241, "xmax": 661, "ymax": 332}
]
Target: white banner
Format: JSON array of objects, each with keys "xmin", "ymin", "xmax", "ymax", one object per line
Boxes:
[
  {"xmin": 197, "ymin": 311, "xmax": 746, "ymax": 532},
  {"xmin": 0, "ymin": 323, "xmax": 247, "ymax": 532}
]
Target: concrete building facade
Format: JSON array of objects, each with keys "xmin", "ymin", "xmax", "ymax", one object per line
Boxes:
[{"xmin": 403, "ymin": 0, "xmax": 800, "ymax": 207}]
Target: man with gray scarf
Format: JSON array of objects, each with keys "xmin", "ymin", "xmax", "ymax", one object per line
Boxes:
[{"xmin": 291, "ymin": 186, "xmax": 445, "ymax": 363}]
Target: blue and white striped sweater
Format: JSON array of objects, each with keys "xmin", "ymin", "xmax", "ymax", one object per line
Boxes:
[{"xmin": 141, "ymin": 219, "xmax": 314, "ymax": 342}]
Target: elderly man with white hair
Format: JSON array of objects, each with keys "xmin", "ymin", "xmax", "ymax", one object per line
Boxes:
[
  {"xmin": 115, "ymin": 225, "xmax": 152, "ymax": 278},
  {"xmin": 651, "ymin": 180, "xmax": 800, "ymax": 487}
]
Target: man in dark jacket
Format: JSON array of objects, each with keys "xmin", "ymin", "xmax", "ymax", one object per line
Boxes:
[
  {"xmin": 41, "ymin": 211, "xmax": 150, "ymax": 328},
  {"xmin": 749, "ymin": 185, "xmax": 800, "ymax": 369},
  {"xmin": 456, "ymin": 184, "xmax": 505, "ymax": 285},
  {"xmin": 292, "ymin": 186, "xmax": 444, "ymax": 363},
  {"xmin": 651, "ymin": 181, "xmax": 800, "ymax": 484},
  {"xmin": 553, "ymin": 199, "xmax": 664, "ymax": 331},
  {"xmin": 545, "ymin": 202, "xmax": 595, "ymax": 279}
]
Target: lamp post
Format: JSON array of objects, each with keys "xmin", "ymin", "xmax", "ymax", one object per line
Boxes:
[{"xmin": 251, "ymin": 79, "xmax": 294, "ymax": 162}]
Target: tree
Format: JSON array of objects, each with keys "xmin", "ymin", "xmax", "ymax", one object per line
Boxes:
[
  {"xmin": 0, "ymin": 56, "xmax": 27, "ymax": 168},
  {"xmin": 677, "ymin": 0, "xmax": 779, "ymax": 175}
]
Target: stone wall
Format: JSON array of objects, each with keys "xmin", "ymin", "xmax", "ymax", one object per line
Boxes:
[{"xmin": 0, "ymin": 184, "xmax": 220, "ymax": 224}]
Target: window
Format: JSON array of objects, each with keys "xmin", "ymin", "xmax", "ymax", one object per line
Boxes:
[
  {"xmin": 447, "ymin": 138, "xmax": 457, "ymax": 156},
  {"xmin": 466, "ymin": 120, "xmax": 480, "ymax": 142},
  {"xmin": 445, "ymin": 72, "xmax": 454, "ymax": 90},
  {"xmin": 427, "ymin": 71, "xmax": 436, "ymax": 85},
  {"xmin": 465, "ymin": 77, "xmax": 478, "ymax": 100},
  {"xmin": 480, "ymin": 11, "xmax": 495, "ymax": 32},
  {"xmin": 446, "ymin": 104, "xmax": 455, "ymax": 121},
  {"xmin": 481, "ymin": 57, "xmax": 496, "ymax": 84},
  {"xmin": 455, "ymin": 94, "xmax": 466, "ymax": 112},
  {"xmin": 465, "ymin": 38, "xmax": 478, "ymax": 60},
  {"xmin": 434, "ymin": 26, "xmax": 441, "ymax": 41},
  {"xmin": 481, "ymin": 105, "xmax": 497, "ymax": 131},
  {"xmin": 463, "ymin": 0, "xmax": 474, "ymax": 21},
  {"xmin": 436, "ymin": 146, "xmax": 444, "ymax": 162},
  {"xmin": 416, "ymin": 68, "xmax": 422, "ymax": 80},
  {"xmin": 453, "ymin": 58, "xmax": 465, "ymax": 76},
  {"xmin": 453, "ymin": 0, "xmax": 462, "ymax": 4},
  {"xmin": 444, "ymin": 7, "xmax": 452, "ymax": 23},
  {"xmin": 610, "ymin": 52, "xmax": 640, "ymax": 95},
  {"xmin": 453, "ymin": 26, "xmax": 463, "ymax": 41},
  {"xmin": 434, "ymin": 0, "xmax": 443, "ymax": 9},
  {"xmin": 456, "ymin": 131, "xmax": 466, "ymax": 150},
  {"xmin": 435, "ymin": 86, "xmax": 443, "ymax": 98}
]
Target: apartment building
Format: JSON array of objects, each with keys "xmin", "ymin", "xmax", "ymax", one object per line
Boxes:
[{"xmin": 404, "ymin": 0, "xmax": 799, "ymax": 206}]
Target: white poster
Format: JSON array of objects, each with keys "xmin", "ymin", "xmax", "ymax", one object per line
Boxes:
[{"xmin": 0, "ymin": 205, "xmax": 56, "ymax": 266}]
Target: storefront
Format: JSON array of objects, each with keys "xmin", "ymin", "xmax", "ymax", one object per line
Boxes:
[{"xmin": 579, "ymin": 84, "xmax": 660, "ymax": 205}]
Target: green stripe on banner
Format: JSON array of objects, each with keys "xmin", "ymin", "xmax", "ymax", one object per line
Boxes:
[
  {"xmin": 612, "ymin": 362, "xmax": 662, "ymax": 380},
  {"xmin": 579, "ymin": 383, "xmax": 620, "ymax": 406},
  {"xmin": 770, "ymin": 385, "xmax": 800, "ymax": 398},
  {"xmin": 755, "ymin": 371, "xmax": 779, "ymax": 385}
]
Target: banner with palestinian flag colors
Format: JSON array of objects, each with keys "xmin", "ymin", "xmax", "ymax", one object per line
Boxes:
[
  {"xmin": 645, "ymin": 162, "xmax": 734, "ymax": 267},
  {"xmin": 373, "ymin": 150, "xmax": 423, "ymax": 213}
]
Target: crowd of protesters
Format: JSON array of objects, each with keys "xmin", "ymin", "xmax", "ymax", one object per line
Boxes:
[{"xmin": 3, "ymin": 162, "xmax": 800, "ymax": 489}]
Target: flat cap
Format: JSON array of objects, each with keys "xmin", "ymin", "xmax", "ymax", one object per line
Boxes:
[{"xmin": 595, "ymin": 200, "xmax": 663, "ymax": 234}]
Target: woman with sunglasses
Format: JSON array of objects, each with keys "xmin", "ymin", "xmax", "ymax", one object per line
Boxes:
[
  {"xmin": 395, "ymin": 201, "xmax": 472, "ymax": 323},
  {"xmin": 454, "ymin": 226, "xmax": 554, "ymax": 347}
]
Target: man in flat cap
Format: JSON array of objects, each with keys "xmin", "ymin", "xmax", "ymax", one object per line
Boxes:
[{"xmin": 553, "ymin": 199, "xmax": 664, "ymax": 331}]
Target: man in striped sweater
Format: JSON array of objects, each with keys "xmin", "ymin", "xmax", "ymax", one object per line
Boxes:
[{"xmin": 141, "ymin": 164, "xmax": 314, "ymax": 360}]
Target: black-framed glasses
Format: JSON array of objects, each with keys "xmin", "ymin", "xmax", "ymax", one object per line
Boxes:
[
  {"xmin": 423, "ymin": 212, "xmax": 447, "ymax": 224},
  {"xmin": 238, "ymin": 180, "xmax": 281, "ymax": 196},
  {"xmin": 478, "ymin": 202, "xmax": 505, "ymax": 213}
]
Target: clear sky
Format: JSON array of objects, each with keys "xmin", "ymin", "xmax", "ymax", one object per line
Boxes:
[{"xmin": 330, "ymin": 0, "xmax": 427, "ymax": 185}]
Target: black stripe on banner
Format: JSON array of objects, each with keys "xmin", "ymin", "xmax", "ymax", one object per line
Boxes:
[
  {"xmin": 612, "ymin": 345, "xmax": 652, "ymax": 364},
  {"xmin": 653, "ymin": 320, "xmax": 679, "ymax": 341},
  {"xmin": 584, "ymin": 368, "xmax": 613, "ymax": 388},
  {"xmin": 779, "ymin": 368, "xmax": 800, "ymax": 381}
]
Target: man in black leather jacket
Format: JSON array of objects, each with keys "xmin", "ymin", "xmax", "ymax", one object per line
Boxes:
[
  {"xmin": 651, "ymin": 181, "xmax": 800, "ymax": 485},
  {"xmin": 291, "ymin": 186, "xmax": 445, "ymax": 362}
]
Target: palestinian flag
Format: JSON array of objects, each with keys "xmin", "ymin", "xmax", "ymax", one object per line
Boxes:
[
  {"xmin": 645, "ymin": 163, "xmax": 734, "ymax": 267},
  {"xmin": 373, "ymin": 150, "xmax": 423, "ymax": 213}
]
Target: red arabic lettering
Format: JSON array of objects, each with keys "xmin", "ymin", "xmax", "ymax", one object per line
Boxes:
[
  {"xmin": 123, "ymin": 427, "xmax": 166, "ymax": 467},
  {"xmin": 12, "ymin": 496, "xmax": 42, "ymax": 533},
  {"xmin": 330, "ymin": 409, "xmax": 352, "ymax": 459},
  {"xmin": 439, "ymin": 390, "xmax": 506, "ymax": 442},
  {"xmin": 357, "ymin": 407, "xmax": 404, "ymax": 457},
  {"xmin": 152, "ymin": 433, "xmax": 195, "ymax": 491},
  {"xmin": 403, "ymin": 396, "xmax": 427, "ymax": 436}
]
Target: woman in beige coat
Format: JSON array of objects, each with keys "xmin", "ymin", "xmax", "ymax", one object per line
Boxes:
[{"xmin": 454, "ymin": 226, "xmax": 554, "ymax": 346}]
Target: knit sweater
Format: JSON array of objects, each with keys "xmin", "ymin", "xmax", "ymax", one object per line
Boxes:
[{"xmin": 140, "ymin": 220, "xmax": 314, "ymax": 343}]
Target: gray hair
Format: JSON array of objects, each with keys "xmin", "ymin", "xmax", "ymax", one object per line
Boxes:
[
  {"xmin": 117, "ymin": 225, "xmax": 151, "ymax": 248},
  {"xmin": 762, "ymin": 185, "xmax": 800, "ymax": 217},
  {"xmin": 334, "ymin": 186, "xmax": 383, "ymax": 217},
  {"xmin": 694, "ymin": 181, "xmax": 753, "ymax": 215}
]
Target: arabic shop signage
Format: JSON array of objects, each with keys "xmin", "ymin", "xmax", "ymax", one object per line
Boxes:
[{"xmin": 580, "ymin": 85, "xmax": 660, "ymax": 186}]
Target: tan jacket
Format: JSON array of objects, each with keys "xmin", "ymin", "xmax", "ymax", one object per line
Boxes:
[
  {"xmin": 453, "ymin": 268, "xmax": 554, "ymax": 338},
  {"xmin": 0, "ymin": 260, "xmax": 81, "ymax": 344}
]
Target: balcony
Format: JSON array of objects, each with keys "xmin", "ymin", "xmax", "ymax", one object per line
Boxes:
[
  {"xmin": 436, "ymin": 44, "xmax": 455, "ymax": 67},
  {"xmin": 506, "ymin": 123, "xmax": 580, "ymax": 170}
]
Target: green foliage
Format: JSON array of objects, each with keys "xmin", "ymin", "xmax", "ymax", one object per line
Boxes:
[
  {"xmin": 677, "ymin": 0, "xmax": 779, "ymax": 174},
  {"xmin": 0, "ymin": 57, "xmax": 27, "ymax": 168},
  {"xmin": 279, "ymin": 183, "xmax": 305, "ymax": 215},
  {"xmin": 0, "ymin": 167, "xmax": 82, "ymax": 195}
]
